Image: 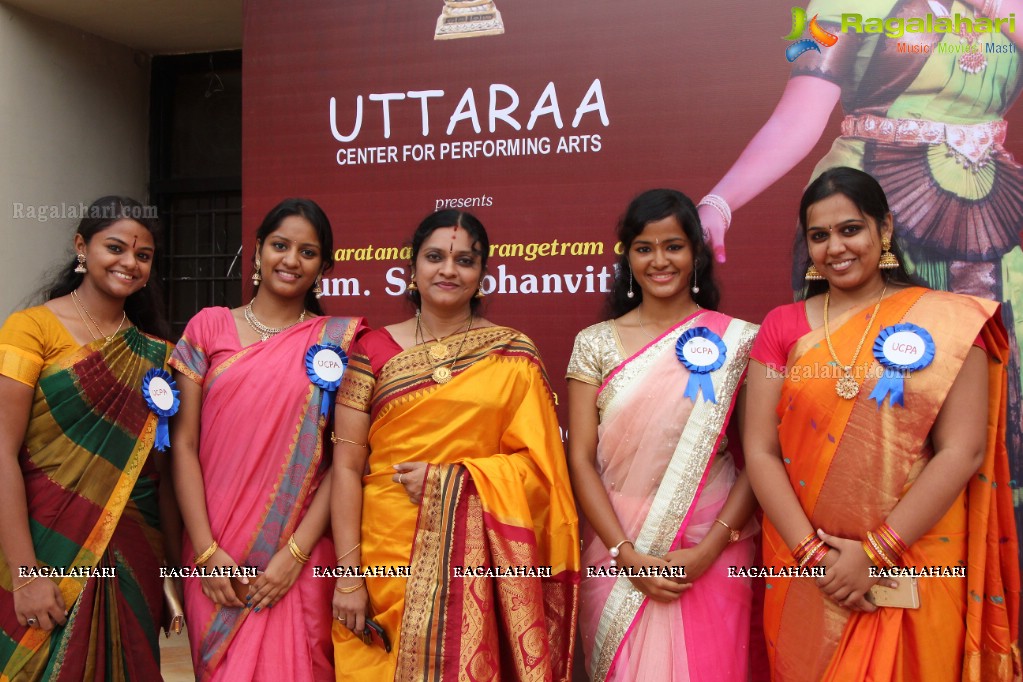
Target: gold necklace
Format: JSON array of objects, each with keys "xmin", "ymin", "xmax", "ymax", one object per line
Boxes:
[
  {"xmin": 244, "ymin": 300, "xmax": 307, "ymax": 342},
  {"xmin": 823, "ymin": 284, "xmax": 887, "ymax": 399},
  {"xmin": 415, "ymin": 312, "xmax": 463, "ymax": 362},
  {"xmin": 71, "ymin": 289, "xmax": 126, "ymax": 346},
  {"xmin": 417, "ymin": 312, "xmax": 473, "ymax": 384}
]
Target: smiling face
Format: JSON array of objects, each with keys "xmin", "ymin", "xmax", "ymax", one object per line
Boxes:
[
  {"xmin": 414, "ymin": 226, "xmax": 483, "ymax": 314},
  {"xmin": 805, "ymin": 192, "xmax": 892, "ymax": 294},
  {"xmin": 75, "ymin": 219, "xmax": 154, "ymax": 300},
  {"xmin": 255, "ymin": 215, "xmax": 324, "ymax": 300},
  {"xmin": 627, "ymin": 215, "xmax": 695, "ymax": 303}
]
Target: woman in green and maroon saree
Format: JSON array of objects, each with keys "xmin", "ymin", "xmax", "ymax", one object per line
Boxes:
[{"xmin": 0, "ymin": 197, "xmax": 175, "ymax": 681}]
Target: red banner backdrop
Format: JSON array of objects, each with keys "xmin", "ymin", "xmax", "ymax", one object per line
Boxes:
[{"xmin": 242, "ymin": 0, "xmax": 1023, "ymax": 419}]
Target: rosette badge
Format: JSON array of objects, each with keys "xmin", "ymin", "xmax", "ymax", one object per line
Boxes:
[
  {"xmin": 675, "ymin": 327, "xmax": 727, "ymax": 404},
  {"xmin": 305, "ymin": 344, "xmax": 348, "ymax": 416},
  {"xmin": 869, "ymin": 323, "xmax": 935, "ymax": 408},
  {"xmin": 142, "ymin": 369, "xmax": 180, "ymax": 451}
]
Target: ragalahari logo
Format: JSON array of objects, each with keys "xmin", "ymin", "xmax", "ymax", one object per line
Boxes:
[{"xmin": 784, "ymin": 7, "xmax": 839, "ymax": 61}]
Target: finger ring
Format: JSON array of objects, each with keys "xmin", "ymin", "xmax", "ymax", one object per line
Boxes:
[
  {"xmin": 398, "ymin": 473, "xmax": 405, "ymax": 485},
  {"xmin": 26, "ymin": 618, "xmax": 37, "ymax": 627}
]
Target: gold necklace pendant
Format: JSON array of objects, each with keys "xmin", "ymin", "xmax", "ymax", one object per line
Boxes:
[
  {"xmin": 823, "ymin": 284, "xmax": 887, "ymax": 401},
  {"xmin": 432, "ymin": 366, "xmax": 452, "ymax": 384},
  {"xmin": 835, "ymin": 372, "xmax": 860, "ymax": 399},
  {"xmin": 428, "ymin": 343, "xmax": 448, "ymax": 361}
]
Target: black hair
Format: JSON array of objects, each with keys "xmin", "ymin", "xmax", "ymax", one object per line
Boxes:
[
  {"xmin": 44, "ymin": 196, "xmax": 170, "ymax": 339},
  {"xmin": 605, "ymin": 188, "xmax": 720, "ymax": 318},
  {"xmin": 252, "ymin": 198, "xmax": 335, "ymax": 316},
  {"xmin": 407, "ymin": 209, "xmax": 490, "ymax": 313},
  {"xmin": 795, "ymin": 167, "xmax": 920, "ymax": 299}
]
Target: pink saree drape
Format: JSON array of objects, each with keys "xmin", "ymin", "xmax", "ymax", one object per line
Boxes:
[
  {"xmin": 578, "ymin": 311, "xmax": 758, "ymax": 682},
  {"xmin": 171, "ymin": 309, "xmax": 363, "ymax": 681}
]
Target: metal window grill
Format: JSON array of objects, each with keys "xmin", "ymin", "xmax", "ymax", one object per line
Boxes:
[{"xmin": 158, "ymin": 192, "xmax": 242, "ymax": 338}]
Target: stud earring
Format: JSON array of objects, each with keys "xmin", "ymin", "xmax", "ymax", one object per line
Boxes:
[
  {"xmin": 312, "ymin": 277, "xmax": 323, "ymax": 298},
  {"xmin": 252, "ymin": 257, "xmax": 262, "ymax": 285},
  {"xmin": 74, "ymin": 253, "xmax": 87, "ymax": 274},
  {"xmin": 879, "ymin": 236, "xmax": 899, "ymax": 270},
  {"xmin": 805, "ymin": 263, "xmax": 825, "ymax": 281},
  {"xmin": 626, "ymin": 265, "xmax": 635, "ymax": 299}
]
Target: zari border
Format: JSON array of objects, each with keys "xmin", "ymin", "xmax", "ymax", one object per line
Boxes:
[{"xmin": 590, "ymin": 318, "xmax": 758, "ymax": 681}]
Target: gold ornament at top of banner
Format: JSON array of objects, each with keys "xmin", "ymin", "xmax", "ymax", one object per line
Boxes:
[{"xmin": 434, "ymin": 0, "xmax": 504, "ymax": 41}]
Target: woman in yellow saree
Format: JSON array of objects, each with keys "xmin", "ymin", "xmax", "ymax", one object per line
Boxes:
[
  {"xmin": 0, "ymin": 197, "xmax": 176, "ymax": 681},
  {"xmin": 329, "ymin": 210, "xmax": 580, "ymax": 681},
  {"xmin": 744, "ymin": 167, "xmax": 1019, "ymax": 681}
]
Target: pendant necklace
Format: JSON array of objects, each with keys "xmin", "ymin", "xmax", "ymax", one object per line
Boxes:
[
  {"xmin": 823, "ymin": 284, "xmax": 887, "ymax": 399},
  {"xmin": 417, "ymin": 311, "xmax": 473, "ymax": 384}
]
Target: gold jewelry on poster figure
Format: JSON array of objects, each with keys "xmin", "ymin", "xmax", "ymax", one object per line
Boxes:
[{"xmin": 823, "ymin": 284, "xmax": 887, "ymax": 399}]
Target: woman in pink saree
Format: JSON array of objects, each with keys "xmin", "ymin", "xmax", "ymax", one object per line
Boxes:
[
  {"xmin": 567, "ymin": 190, "xmax": 759, "ymax": 681},
  {"xmin": 170, "ymin": 198, "xmax": 365, "ymax": 680}
]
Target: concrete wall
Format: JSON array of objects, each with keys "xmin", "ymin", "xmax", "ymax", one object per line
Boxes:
[{"xmin": 0, "ymin": 3, "xmax": 149, "ymax": 316}]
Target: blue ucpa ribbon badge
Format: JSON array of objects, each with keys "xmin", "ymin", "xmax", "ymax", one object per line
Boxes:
[
  {"xmin": 675, "ymin": 327, "xmax": 727, "ymax": 404},
  {"xmin": 305, "ymin": 344, "xmax": 348, "ymax": 417},
  {"xmin": 141, "ymin": 368, "xmax": 179, "ymax": 451},
  {"xmin": 868, "ymin": 323, "xmax": 935, "ymax": 408}
]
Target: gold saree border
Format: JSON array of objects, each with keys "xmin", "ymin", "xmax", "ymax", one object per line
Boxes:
[{"xmin": 590, "ymin": 316, "xmax": 758, "ymax": 681}]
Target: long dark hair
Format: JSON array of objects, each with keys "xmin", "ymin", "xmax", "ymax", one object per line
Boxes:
[
  {"xmin": 44, "ymin": 196, "xmax": 170, "ymax": 339},
  {"xmin": 796, "ymin": 167, "xmax": 920, "ymax": 299},
  {"xmin": 606, "ymin": 189, "xmax": 720, "ymax": 318},
  {"xmin": 251, "ymin": 198, "xmax": 335, "ymax": 316},
  {"xmin": 407, "ymin": 209, "xmax": 490, "ymax": 313}
]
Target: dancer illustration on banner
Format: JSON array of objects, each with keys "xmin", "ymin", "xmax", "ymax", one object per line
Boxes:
[
  {"xmin": 434, "ymin": 0, "xmax": 504, "ymax": 40},
  {"xmin": 698, "ymin": 0, "xmax": 1023, "ymax": 549}
]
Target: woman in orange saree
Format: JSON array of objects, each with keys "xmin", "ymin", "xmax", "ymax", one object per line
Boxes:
[
  {"xmin": 745, "ymin": 167, "xmax": 1019, "ymax": 681},
  {"xmin": 171, "ymin": 199, "xmax": 365, "ymax": 681},
  {"xmin": 0, "ymin": 197, "xmax": 175, "ymax": 681},
  {"xmin": 567, "ymin": 189, "xmax": 759, "ymax": 682},
  {"xmin": 329, "ymin": 210, "xmax": 580, "ymax": 681}
]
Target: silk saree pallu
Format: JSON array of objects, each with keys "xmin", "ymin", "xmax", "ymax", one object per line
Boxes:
[
  {"xmin": 334, "ymin": 327, "xmax": 579, "ymax": 682},
  {"xmin": 171, "ymin": 312, "xmax": 362, "ymax": 681},
  {"xmin": 761, "ymin": 288, "xmax": 1019, "ymax": 682},
  {"xmin": 580, "ymin": 312, "xmax": 758, "ymax": 682},
  {"xmin": 0, "ymin": 328, "xmax": 171, "ymax": 682}
]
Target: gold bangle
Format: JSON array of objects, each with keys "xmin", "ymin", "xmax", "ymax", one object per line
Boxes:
[
  {"xmin": 12, "ymin": 575, "xmax": 37, "ymax": 592},
  {"xmin": 336, "ymin": 543, "xmax": 361, "ymax": 564},
  {"xmin": 334, "ymin": 580, "xmax": 365, "ymax": 594},
  {"xmin": 287, "ymin": 535, "xmax": 311, "ymax": 564},
  {"xmin": 330, "ymin": 433, "xmax": 367, "ymax": 448},
  {"xmin": 194, "ymin": 541, "xmax": 219, "ymax": 566}
]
